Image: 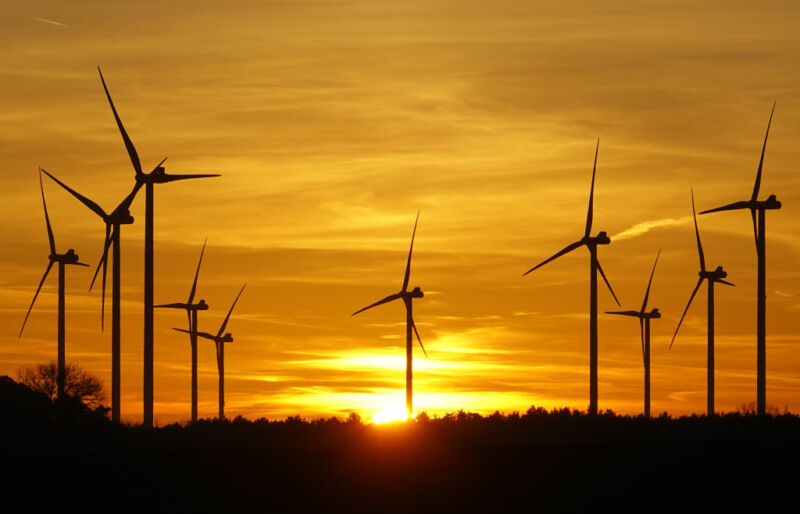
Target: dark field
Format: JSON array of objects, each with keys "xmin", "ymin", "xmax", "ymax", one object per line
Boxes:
[{"xmin": 2, "ymin": 377, "xmax": 799, "ymax": 512}]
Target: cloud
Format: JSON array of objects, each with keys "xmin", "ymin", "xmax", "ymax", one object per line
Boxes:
[
  {"xmin": 25, "ymin": 15, "xmax": 70, "ymax": 28},
  {"xmin": 612, "ymin": 217, "xmax": 690, "ymax": 241}
]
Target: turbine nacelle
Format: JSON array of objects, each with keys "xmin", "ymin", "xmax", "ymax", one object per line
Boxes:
[
  {"xmin": 763, "ymin": 194, "xmax": 781, "ymax": 209},
  {"xmin": 51, "ymin": 249, "xmax": 82, "ymax": 264},
  {"xmin": 109, "ymin": 209, "xmax": 135, "ymax": 225},
  {"xmin": 646, "ymin": 308, "xmax": 661, "ymax": 319},
  {"xmin": 195, "ymin": 299, "xmax": 209, "ymax": 311},
  {"xmin": 406, "ymin": 286, "xmax": 424, "ymax": 299},
  {"xmin": 583, "ymin": 231, "xmax": 610, "ymax": 246},
  {"xmin": 700, "ymin": 266, "xmax": 728, "ymax": 281},
  {"xmin": 220, "ymin": 333, "xmax": 233, "ymax": 343}
]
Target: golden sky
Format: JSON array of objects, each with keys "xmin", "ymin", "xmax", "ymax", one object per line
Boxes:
[{"xmin": 1, "ymin": 0, "xmax": 799, "ymax": 423}]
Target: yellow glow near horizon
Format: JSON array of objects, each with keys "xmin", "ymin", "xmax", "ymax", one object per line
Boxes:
[{"xmin": 370, "ymin": 405, "xmax": 412, "ymax": 424}]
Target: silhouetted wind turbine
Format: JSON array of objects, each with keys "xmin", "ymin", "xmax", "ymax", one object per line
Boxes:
[
  {"xmin": 175, "ymin": 284, "xmax": 245, "ymax": 421},
  {"xmin": 19, "ymin": 170, "xmax": 89, "ymax": 399},
  {"xmin": 41, "ymin": 169, "xmax": 140, "ymax": 423},
  {"xmin": 671, "ymin": 191, "xmax": 734, "ymax": 415},
  {"xmin": 156, "ymin": 239, "xmax": 209, "ymax": 423},
  {"xmin": 523, "ymin": 141, "xmax": 620, "ymax": 415},
  {"xmin": 606, "ymin": 250, "xmax": 661, "ymax": 417},
  {"xmin": 700, "ymin": 104, "xmax": 780, "ymax": 416},
  {"xmin": 352, "ymin": 212, "xmax": 427, "ymax": 419},
  {"xmin": 99, "ymin": 66, "xmax": 220, "ymax": 427}
]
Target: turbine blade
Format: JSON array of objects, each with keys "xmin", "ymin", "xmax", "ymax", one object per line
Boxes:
[
  {"xmin": 691, "ymin": 189, "xmax": 705, "ymax": 272},
  {"xmin": 19, "ymin": 261, "xmax": 55, "ymax": 338},
  {"xmin": 750, "ymin": 208, "xmax": 758, "ymax": 248},
  {"xmin": 639, "ymin": 318, "xmax": 645, "ymax": 364},
  {"xmin": 188, "ymin": 238, "xmax": 207, "ymax": 305},
  {"xmin": 523, "ymin": 240, "xmax": 583, "ymax": 276},
  {"xmin": 41, "ymin": 168, "xmax": 108, "ymax": 219},
  {"xmin": 402, "ymin": 211, "xmax": 420, "ymax": 292},
  {"xmin": 597, "ymin": 259, "xmax": 621, "ymax": 307},
  {"xmin": 73, "ymin": 262, "xmax": 91, "ymax": 267},
  {"xmin": 118, "ymin": 181, "xmax": 144, "ymax": 212},
  {"xmin": 670, "ymin": 277, "xmax": 704, "ymax": 350},
  {"xmin": 155, "ymin": 303, "xmax": 188, "ymax": 309},
  {"xmin": 160, "ymin": 173, "xmax": 221, "ymax": 183},
  {"xmin": 716, "ymin": 278, "xmax": 735, "ymax": 287},
  {"xmin": 173, "ymin": 327, "xmax": 217, "ymax": 341},
  {"xmin": 39, "ymin": 170, "xmax": 56, "ymax": 255},
  {"xmin": 751, "ymin": 102, "xmax": 775, "ymax": 202},
  {"xmin": 605, "ymin": 311, "xmax": 640, "ymax": 317},
  {"xmin": 98, "ymin": 67, "xmax": 143, "ymax": 177},
  {"xmin": 151, "ymin": 157, "xmax": 168, "ymax": 172},
  {"xmin": 641, "ymin": 249, "xmax": 661, "ymax": 313},
  {"xmin": 89, "ymin": 223, "xmax": 113, "ymax": 292},
  {"xmin": 411, "ymin": 317, "xmax": 427, "ymax": 358},
  {"xmin": 352, "ymin": 293, "xmax": 402, "ymax": 316},
  {"xmin": 98, "ymin": 227, "xmax": 115, "ymax": 331},
  {"xmin": 585, "ymin": 139, "xmax": 599, "ymax": 238},
  {"xmin": 699, "ymin": 201, "xmax": 749, "ymax": 215},
  {"xmin": 217, "ymin": 284, "xmax": 246, "ymax": 339}
]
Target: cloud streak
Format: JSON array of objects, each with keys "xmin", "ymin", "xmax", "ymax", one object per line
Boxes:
[
  {"xmin": 612, "ymin": 217, "xmax": 690, "ymax": 241},
  {"xmin": 25, "ymin": 15, "xmax": 70, "ymax": 28}
]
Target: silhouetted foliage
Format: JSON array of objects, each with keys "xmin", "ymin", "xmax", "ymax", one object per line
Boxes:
[
  {"xmin": 18, "ymin": 362, "xmax": 106, "ymax": 409},
  {"xmin": 2, "ymin": 401, "xmax": 799, "ymax": 511}
]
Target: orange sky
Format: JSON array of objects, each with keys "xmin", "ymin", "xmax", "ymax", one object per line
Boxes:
[{"xmin": 1, "ymin": 0, "xmax": 799, "ymax": 423}]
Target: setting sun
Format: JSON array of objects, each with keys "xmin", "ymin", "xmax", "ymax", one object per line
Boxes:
[{"xmin": 370, "ymin": 405, "xmax": 413, "ymax": 424}]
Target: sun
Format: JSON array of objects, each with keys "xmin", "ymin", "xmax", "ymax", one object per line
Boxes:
[{"xmin": 370, "ymin": 405, "xmax": 414, "ymax": 424}]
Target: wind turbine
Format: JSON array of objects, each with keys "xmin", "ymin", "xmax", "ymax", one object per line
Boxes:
[
  {"xmin": 40, "ymin": 169, "xmax": 140, "ymax": 423},
  {"xmin": 19, "ymin": 170, "xmax": 89, "ymax": 400},
  {"xmin": 523, "ymin": 141, "xmax": 620, "ymax": 415},
  {"xmin": 175, "ymin": 284, "xmax": 245, "ymax": 421},
  {"xmin": 606, "ymin": 250, "xmax": 661, "ymax": 417},
  {"xmin": 98, "ymin": 66, "xmax": 220, "ymax": 427},
  {"xmin": 156, "ymin": 239, "xmax": 209, "ymax": 423},
  {"xmin": 700, "ymin": 104, "xmax": 780, "ymax": 416},
  {"xmin": 670, "ymin": 191, "xmax": 734, "ymax": 415},
  {"xmin": 352, "ymin": 212, "xmax": 427, "ymax": 419}
]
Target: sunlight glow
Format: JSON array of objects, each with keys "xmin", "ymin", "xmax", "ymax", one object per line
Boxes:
[{"xmin": 371, "ymin": 404, "xmax": 413, "ymax": 424}]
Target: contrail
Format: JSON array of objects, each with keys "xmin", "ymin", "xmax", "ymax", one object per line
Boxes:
[
  {"xmin": 26, "ymin": 16, "xmax": 70, "ymax": 28},
  {"xmin": 612, "ymin": 216, "xmax": 690, "ymax": 241}
]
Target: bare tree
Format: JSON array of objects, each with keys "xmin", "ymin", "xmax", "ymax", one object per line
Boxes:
[{"xmin": 18, "ymin": 362, "xmax": 106, "ymax": 409}]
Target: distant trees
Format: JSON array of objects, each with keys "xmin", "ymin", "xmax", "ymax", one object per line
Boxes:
[{"xmin": 18, "ymin": 362, "xmax": 106, "ymax": 409}]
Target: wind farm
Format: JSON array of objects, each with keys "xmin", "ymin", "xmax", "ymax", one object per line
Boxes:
[
  {"xmin": 2, "ymin": 3, "xmax": 800, "ymax": 509},
  {"xmin": 98, "ymin": 67, "xmax": 220, "ymax": 428}
]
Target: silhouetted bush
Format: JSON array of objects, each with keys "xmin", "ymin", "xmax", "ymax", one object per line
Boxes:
[{"xmin": 17, "ymin": 362, "xmax": 106, "ymax": 409}]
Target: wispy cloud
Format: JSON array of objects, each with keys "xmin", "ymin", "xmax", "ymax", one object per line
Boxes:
[
  {"xmin": 613, "ymin": 217, "xmax": 690, "ymax": 241},
  {"xmin": 25, "ymin": 16, "xmax": 70, "ymax": 28}
]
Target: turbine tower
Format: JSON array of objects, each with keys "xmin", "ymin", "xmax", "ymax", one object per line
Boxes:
[
  {"xmin": 156, "ymin": 239, "xmax": 209, "ymax": 423},
  {"xmin": 523, "ymin": 141, "xmax": 620, "ymax": 415},
  {"xmin": 670, "ymin": 191, "xmax": 733, "ymax": 415},
  {"xmin": 606, "ymin": 250, "xmax": 661, "ymax": 417},
  {"xmin": 700, "ymin": 105, "xmax": 780, "ymax": 416},
  {"xmin": 41, "ymin": 169, "xmax": 141, "ymax": 422},
  {"xmin": 352, "ymin": 212, "xmax": 427, "ymax": 419},
  {"xmin": 98, "ymin": 66, "xmax": 220, "ymax": 427},
  {"xmin": 19, "ymin": 170, "xmax": 89, "ymax": 399},
  {"xmin": 175, "ymin": 284, "xmax": 245, "ymax": 421}
]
